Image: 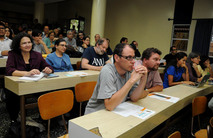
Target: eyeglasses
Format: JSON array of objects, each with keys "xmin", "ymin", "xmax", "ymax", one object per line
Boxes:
[
  {"xmin": 59, "ymin": 44, "xmax": 68, "ymax": 47},
  {"xmin": 118, "ymin": 55, "xmax": 136, "ymax": 61},
  {"xmin": 0, "ymin": 27, "xmax": 5, "ymax": 30}
]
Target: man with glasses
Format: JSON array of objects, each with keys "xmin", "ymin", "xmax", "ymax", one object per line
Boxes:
[
  {"xmin": 0, "ymin": 22, "xmax": 12, "ymax": 56},
  {"xmin": 135, "ymin": 48, "xmax": 163, "ymax": 93},
  {"xmin": 163, "ymin": 46, "xmax": 177, "ymax": 65},
  {"xmin": 81, "ymin": 38, "xmax": 111, "ymax": 71},
  {"xmin": 85, "ymin": 43, "xmax": 148, "ymax": 114}
]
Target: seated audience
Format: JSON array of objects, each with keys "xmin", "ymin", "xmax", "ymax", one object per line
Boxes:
[
  {"xmin": 5, "ymin": 32, "xmax": 53, "ymax": 121},
  {"xmin": 120, "ymin": 37, "xmax": 128, "ymax": 44},
  {"xmin": 58, "ymin": 32, "xmax": 64, "ymax": 39},
  {"xmin": 186, "ymin": 52, "xmax": 202, "ymax": 82},
  {"xmin": 26, "ymin": 28, "xmax": 32, "ymax": 36},
  {"xmin": 163, "ymin": 52, "xmax": 194, "ymax": 88},
  {"xmin": 44, "ymin": 30, "xmax": 56, "ymax": 49},
  {"xmin": 46, "ymin": 39, "xmax": 74, "ymax": 72},
  {"xmin": 163, "ymin": 46, "xmax": 177, "ymax": 65},
  {"xmin": 106, "ymin": 38, "xmax": 113, "ymax": 56},
  {"xmin": 94, "ymin": 34, "xmax": 100, "ymax": 43},
  {"xmin": 42, "ymin": 25, "xmax": 49, "ymax": 40},
  {"xmin": 76, "ymin": 31, "xmax": 85, "ymax": 46},
  {"xmin": 81, "ymin": 38, "xmax": 111, "ymax": 71},
  {"xmin": 130, "ymin": 40, "xmax": 141, "ymax": 57},
  {"xmin": 197, "ymin": 55, "xmax": 213, "ymax": 77},
  {"xmin": 135, "ymin": 48, "xmax": 163, "ymax": 92},
  {"xmin": 0, "ymin": 22, "xmax": 12, "ymax": 56},
  {"xmin": 5, "ymin": 27, "xmax": 13, "ymax": 39},
  {"xmin": 54, "ymin": 28, "xmax": 60, "ymax": 38},
  {"xmin": 85, "ymin": 43, "xmax": 148, "ymax": 114},
  {"xmin": 64, "ymin": 30, "xmax": 77, "ymax": 50},
  {"xmin": 32, "ymin": 30, "xmax": 50, "ymax": 54}
]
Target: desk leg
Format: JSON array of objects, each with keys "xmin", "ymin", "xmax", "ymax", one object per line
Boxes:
[{"xmin": 20, "ymin": 96, "xmax": 26, "ymax": 138}]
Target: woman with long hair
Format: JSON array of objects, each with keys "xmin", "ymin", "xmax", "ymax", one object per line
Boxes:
[
  {"xmin": 163, "ymin": 52, "xmax": 194, "ymax": 88},
  {"xmin": 186, "ymin": 52, "xmax": 202, "ymax": 82}
]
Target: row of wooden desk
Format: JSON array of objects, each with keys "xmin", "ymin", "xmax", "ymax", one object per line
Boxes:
[
  {"xmin": 4, "ymin": 70, "xmax": 100, "ymax": 138},
  {"xmin": 68, "ymin": 84, "xmax": 213, "ymax": 137},
  {"xmin": 4, "ymin": 63, "xmax": 208, "ymax": 138},
  {"xmin": 0, "ymin": 57, "xmax": 81, "ymax": 67}
]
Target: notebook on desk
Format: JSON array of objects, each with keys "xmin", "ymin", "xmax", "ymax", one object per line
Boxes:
[{"xmin": 188, "ymin": 74, "xmax": 210, "ymax": 88}]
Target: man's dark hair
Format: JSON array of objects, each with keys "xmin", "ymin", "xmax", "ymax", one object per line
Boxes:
[
  {"xmin": 95, "ymin": 38, "xmax": 106, "ymax": 46},
  {"xmin": 55, "ymin": 38, "xmax": 66, "ymax": 46},
  {"xmin": 32, "ymin": 29, "xmax": 42, "ymax": 37},
  {"xmin": 141, "ymin": 47, "xmax": 162, "ymax": 60},
  {"xmin": 120, "ymin": 37, "xmax": 128, "ymax": 43},
  {"xmin": 0, "ymin": 22, "xmax": 6, "ymax": 28},
  {"xmin": 113, "ymin": 43, "xmax": 134, "ymax": 63},
  {"xmin": 170, "ymin": 46, "xmax": 176, "ymax": 52},
  {"xmin": 11, "ymin": 32, "xmax": 34, "ymax": 53}
]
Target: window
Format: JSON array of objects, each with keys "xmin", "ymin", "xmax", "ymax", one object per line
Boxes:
[{"xmin": 171, "ymin": 24, "xmax": 190, "ymax": 52}]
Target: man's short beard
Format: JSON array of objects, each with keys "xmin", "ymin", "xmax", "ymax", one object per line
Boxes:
[{"xmin": 148, "ymin": 66, "xmax": 158, "ymax": 71}]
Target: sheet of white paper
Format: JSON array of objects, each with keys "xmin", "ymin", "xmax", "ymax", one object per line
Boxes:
[
  {"xmin": 19, "ymin": 72, "xmax": 45, "ymax": 81},
  {"xmin": 66, "ymin": 71, "xmax": 88, "ymax": 77},
  {"xmin": 112, "ymin": 102, "xmax": 155, "ymax": 119},
  {"xmin": 148, "ymin": 92, "xmax": 179, "ymax": 103}
]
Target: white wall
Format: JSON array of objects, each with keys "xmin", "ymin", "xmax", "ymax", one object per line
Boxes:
[{"xmin": 104, "ymin": 0, "xmax": 175, "ymax": 57}]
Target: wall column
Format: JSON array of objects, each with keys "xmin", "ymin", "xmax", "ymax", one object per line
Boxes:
[
  {"xmin": 34, "ymin": 1, "xmax": 44, "ymax": 24},
  {"xmin": 90, "ymin": 0, "xmax": 107, "ymax": 46}
]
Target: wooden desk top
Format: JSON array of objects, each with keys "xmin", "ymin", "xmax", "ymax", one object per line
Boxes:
[
  {"xmin": 0, "ymin": 57, "xmax": 81, "ymax": 68},
  {"xmin": 69, "ymin": 84, "xmax": 213, "ymax": 138},
  {"xmin": 5, "ymin": 70, "xmax": 99, "ymax": 96}
]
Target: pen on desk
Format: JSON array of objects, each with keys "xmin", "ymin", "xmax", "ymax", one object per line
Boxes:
[
  {"xmin": 141, "ymin": 107, "xmax": 146, "ymax": 112},
  {"xmin": 152, "ymin": 93, "xmax": 171, "ymax": 99}
]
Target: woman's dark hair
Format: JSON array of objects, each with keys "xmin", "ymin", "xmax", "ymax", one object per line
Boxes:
[
  {"xmin": 48, "ymin": 30, "xmax": 55, "ymax": 37},
  {"xmin": 186, "ymin": 52, "xmax": 200, "ymax": 78},
  {"xmin": 200, "ymin": 55, "xmax": 209, "ymax": 70},
  {"xmin": 11, "ymin": 32, "xmax": 34, "ymax": 53},
  {"xmin": 83, "ymin": 36, "xmax": 90, "ymax": 41},
  {"xmin": 187, "ymin": 52, "xmax": 200, "ymax": 63},
  {"xmin": 52, "ymin": 38, "xmax": 66, "ymax": 52},
  {"xmin": 164, "ymin": 52, "xmax": 187, "ymax": 74},
  {"xmin": 5, "ymin": 27, "xmax": 13, "ymax": 39},
  {"xmin": 120, "ymin": 37, "xmax": 128, "ymax": 43}
]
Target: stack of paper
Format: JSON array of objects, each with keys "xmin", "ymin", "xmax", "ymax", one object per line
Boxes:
[
  {"xmin": 19, "ymin": 72, "xmax": 45, "ymax": 81},
  {"xmin": 66, "ymin": 71, "xmax": 88, "ymax": 77},
  {"xmin": 112, "ymin": 102, "xmax": 155, "ymax": 120}
]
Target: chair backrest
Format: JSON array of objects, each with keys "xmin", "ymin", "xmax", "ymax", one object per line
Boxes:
[
  {"xmin": 38, "ymin": 89, "xmax": 74, "ymax": 120},
  {"xmin": 168, "ymin": 131, "xmax": 181, "ymax": 138},
  {"xmin": 207, "ymin": 125, "xmax": 213, "ymax": 138},
  {"xmin": 75, "ymin": 81, "xmax": 97, "ymax": 102},
  {"xmin": 76, "ymin": 61, "xmax": 81, "ymax": 70},
  {"xmin": 192, "ymin": 96, "xmax": 207, "ymax": 117}
]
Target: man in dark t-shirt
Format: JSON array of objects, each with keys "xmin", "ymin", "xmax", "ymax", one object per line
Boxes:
[
  {"xmin": 81, "ymin": 38, "xmax": 111, "ymax": 71},
  {"xmin": 163, "ymin": 46, "xmax": 177, "ymax": 65}
]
